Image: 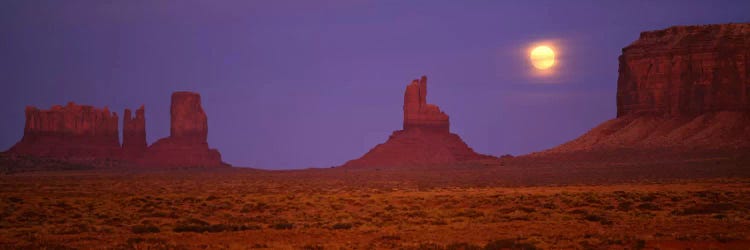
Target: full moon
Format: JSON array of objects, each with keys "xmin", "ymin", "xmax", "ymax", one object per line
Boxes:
[{"xmin": 530, "ymin": 46, "xmax": 555, "ymax": 70}]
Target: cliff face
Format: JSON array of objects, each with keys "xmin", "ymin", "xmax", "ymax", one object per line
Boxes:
[
  {"xmin": 343, "ymin": 76, "xmax": 493, "ymax": 168},
  {"xmin": 9, "ymin": 102, "xmax": 121, "ymax": 159},
  {"xmin": 549, "ymin": 23, "xmax": 750, "ymax": 153},
  {"xmin": 123, "ymin": 106, "xmax": 147, "ymax": 158},
  {"xmin": 5, "ymin": 92, "xmax": 225, "ymax": 168},
  {"xmin": 403, "ymin": 76, "xmax": 450, "ymax": 132},
  {"xmin": 143, "ymin": 92, "xmax": 223, "ymax": 167},
  {"xmin": 169, "ymin": 92, "xmax": 208, "ymax": 142},
  {"xmin": 617, "ymin": 23, "xmax": 750, "ymax": 117}
]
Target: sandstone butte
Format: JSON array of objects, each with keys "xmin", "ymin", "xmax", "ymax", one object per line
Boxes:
[
  {"xmin": 547, "ymin": 23, "xmax": 750, "ymax": 153},
  {"xmin": 342, "ymin": 76, "xmax": 495, "ymax": 168},
  {"xmin": 5, "ymin": 91, "xmax": 225, "ymax": 167},
  {"xmin": 141, "ymin": 92, "xmax": 222, "ymax": 167}
]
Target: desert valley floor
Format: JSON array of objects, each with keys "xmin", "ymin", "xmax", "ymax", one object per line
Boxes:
[{"xmin": 1, "ymin": 151, "xmax": 750, "ymax": 250}]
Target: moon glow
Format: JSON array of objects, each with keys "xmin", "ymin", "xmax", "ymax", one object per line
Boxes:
[{"xmin": 530, "ymin": 46, "xmax": 555, "ymax": 70}]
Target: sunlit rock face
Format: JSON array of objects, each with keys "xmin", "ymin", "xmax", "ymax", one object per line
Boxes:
[
  {"xmin": 342, "ymin": 76, "xmax": 494, "ymax": 168},
  {"xmin": 142, "ymin": 92, "xmax": 223, "ymax": 167},
  {"xmin": 617, "ymin": 23, "xmax": 750, "ymax": 117},
  {"xmin": 547, "ymin": 23, "xmax": 750, "ymax": 153},
  {"xmin": 8, "ymin": 103, "xmax": 121, "ymax": 159}
]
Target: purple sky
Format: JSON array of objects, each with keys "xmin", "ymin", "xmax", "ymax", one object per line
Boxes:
[{"xmin": 1, "ymin": 1, "xmax": 748, "ymax": 169}]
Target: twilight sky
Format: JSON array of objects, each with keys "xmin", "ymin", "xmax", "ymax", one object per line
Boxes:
[{"xmin": 1, "ymin": 1, "xmax": 749, "ymax": 169}]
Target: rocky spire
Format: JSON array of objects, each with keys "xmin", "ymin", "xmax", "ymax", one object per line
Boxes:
[
  {"xmin": 403, "ymin": 75, "xmax": 450, "ymax": 132},
  {"xmin": 343, "ymin": 75, "xmax": 493, "ymax": 168},
  {"xmin": 123, "ymin": 105, "xmax": 147, "ymax": 157}
]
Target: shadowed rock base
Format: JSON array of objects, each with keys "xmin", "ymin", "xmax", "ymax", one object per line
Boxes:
[
  {"xmin": 545, "ymin": 112, "xmax": 750, "ymax": 153},
  {"xmin": 142, "ymin": 137, "xmax": 222, "ymax": 167},
  {"xmin": 343, "ymin": 129, "xmax": 492, "ymax": 167}
]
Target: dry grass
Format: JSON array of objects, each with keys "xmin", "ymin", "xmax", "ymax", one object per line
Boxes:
[{"xmin": 0, "ymin": 169, "xmax": 749, "ymax": 249}]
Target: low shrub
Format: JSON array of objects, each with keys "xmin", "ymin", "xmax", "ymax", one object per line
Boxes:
[
  {"xmin": 131, "ymin": 224, "xmax": 160, "ymax": 234},
  {"xmin": 446, "ymin": 242, "xmax": 482, "ymax": 250},
  {"xmin": 673, "ymin": 203, "xmax": 735, "ymax": 216},
  {"xmin": 173, "ymin": 218, "xmax": 260, "ymax": 233},
  {"xmin": 617, "ymin": 201, "xmax": 633, "ymax": 211},
  {"xmin": 484, "ymin": 239, "xmax": 537, "ymax": 250},
  {"xmin": 331, "ymin": 223, "xmax": 353, "ymax": 230},
  {"xmin": 173, "ymin": 218, "xmax": 210, "ymax": 233},
  {"xmin": 636, "ymin": 203, "xmax": 660, "ymax": 211},
  {"xmin": 583, "ymin": 214, "xmax": 613, "ymax": 225},
  {"xmin": 270, "ymin": 221, "xmax": 293, "ymax": 230},
  {"xmin": 301, "ymin": 244, "xmax": 324, "ymax": 250}
]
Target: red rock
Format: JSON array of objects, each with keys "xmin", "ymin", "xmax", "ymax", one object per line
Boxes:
[
  {"xmin": 403, "ymin": 76, "xmax": 450, "ymax": 132},
  {"xmin": 123, "ymin": 105, "xmax": 147, "ymax": 158},
  {"xmin": 142, "ymin": 137, "xmax": 223, "ymax": 167},
  {"xmin": 342, "ymin": 129, "xmax": 491, "ymax": 167},
  {"xmin": 343, "ymin": 76, "xmax": 493, "ymax": 168},
  {"xmin": 547, "ymin": 23, "xmax": 750, "ymax": 153},
  {"xmin": 5, "ymin": 91, "xmax": 226, "ymax": 168},
  {"xmin": 8, "ymin": 102, "xmax": 121, "ymax": 159},
  {"xmin": 141, "ymin": 92, "xmax": 224, "ymax": 167},
  {"xmin": 617, "ymin": 23, "xmax": 750, "ymax": 117},
  {"xmin": 546, "ymin": 111, "xmax": 750, "ymax": 153},
  {"xmin": 170, "ymin": 91, "xmax": 208, "ymax": 142}
]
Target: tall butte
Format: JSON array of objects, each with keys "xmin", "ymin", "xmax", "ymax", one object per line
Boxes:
[
  {"xmin": 342, "ymin": 76, "xmax": 494, "ymax": 168},
  {"xmin": 547, "ymin": 23, "xmax": 750, "ymax": 153},
  {"xmin": 141, "ymin": 91, "xmax": 223, "ymax": 167}
]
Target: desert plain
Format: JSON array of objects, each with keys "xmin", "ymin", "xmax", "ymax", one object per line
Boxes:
[{"xmin": 2, "ymin": 151, "xmax": 750, "ymax": 250}]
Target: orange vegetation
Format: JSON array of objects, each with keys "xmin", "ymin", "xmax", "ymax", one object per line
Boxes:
[{"xmin": 1, "ymin": 167, "xmax": 749, "ymax": 249}]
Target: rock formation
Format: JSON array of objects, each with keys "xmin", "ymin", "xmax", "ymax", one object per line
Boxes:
[
  {"xmin": 342, "ymin": 76, "xmax": 494, "ymax": 167},
  {"xmin": 617, "ymin": 23, "xmax": 750, "ymax": 117},
  {"xmin": 548, "ymin": 23, "xmax": 750, "ymax": 153},
  {"xmin": 169, "ymin": 92, "xmax": 208, "ymax": 142},
  {"xmin": 403, "ymin": 76, "xmax": 450, "ymax": 132},
  {"xmin": 123, "ymin": 105, "xmax": 147, "ymax": 158},
  {"xmin": 7, "ymin": 102, "xmax": 121, "ymax": 159},
  {"xmin": 5, "ymin": 91, "xmax": 225, "ymax": 168},
  {"xmin": 142, "ymin": 92, "xmax": 223, "ymax": 167}
]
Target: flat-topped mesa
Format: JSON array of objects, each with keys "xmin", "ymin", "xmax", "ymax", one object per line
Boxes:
[
  {"xmin": 142, "ymin": 91, "xmax": 223, "ymax": 167},
  {"xmin": 617, "ymin": 23, "xmax": 750, "ymax": 117},
  {"xmin": 9, "ymin": 102, "xmax": 121, "ymax": 159},
  {"xmin": 403, "ymin": 76, "xmax": 450, "ymax": 132},
  {"xmin": 546, "ymin": 23, "xmax": 750, "ymax": 154},
  {"xmin": 122, "ymin": 105, "xmax": 147, "ymax": 158}
]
